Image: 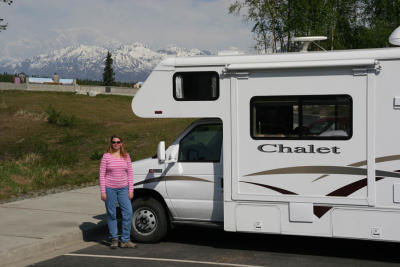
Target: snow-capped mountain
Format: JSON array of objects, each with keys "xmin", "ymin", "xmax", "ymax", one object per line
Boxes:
[{"xmin": 0, "ymin": 44, "xmax": 212, "ymax": 82}]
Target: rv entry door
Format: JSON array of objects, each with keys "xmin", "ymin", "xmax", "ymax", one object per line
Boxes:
[{"xmin": 231, "ymin": 67, "xmax": 370, "ymax": 207}]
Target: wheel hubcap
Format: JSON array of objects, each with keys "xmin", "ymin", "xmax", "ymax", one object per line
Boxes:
[{"xmin": 133, "ymin": 208, "xmax": 157, "ymax": 235}]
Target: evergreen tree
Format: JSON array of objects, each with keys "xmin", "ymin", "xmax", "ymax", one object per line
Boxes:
[
  {"xmin": 229, "ymin": 0, "xmax": 285, "ymax": 53},
  {"xmin": 0, "ymin": 0, "xmax": 13, "ymax": 32},
  {"xmin": 359, "ymin": 0, "xmax": 400, "ymax": 48},
  {"xmin": 103, "ymin": 51, "xmax": 115, "ymax": 86}
]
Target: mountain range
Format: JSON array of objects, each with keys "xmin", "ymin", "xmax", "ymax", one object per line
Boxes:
[{"xmin": 0, "ymin": 43, "xmax": 212, "ymax": 82}]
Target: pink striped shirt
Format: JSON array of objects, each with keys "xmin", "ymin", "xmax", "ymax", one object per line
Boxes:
[{"xmin": 99, "ymin": 153, "xmax": 133, "ymax": 193}]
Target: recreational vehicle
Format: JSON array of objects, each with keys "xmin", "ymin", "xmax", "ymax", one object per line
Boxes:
[{"xmin": 130, "ymin": 28, "xmax": 400, "ymax": 243}]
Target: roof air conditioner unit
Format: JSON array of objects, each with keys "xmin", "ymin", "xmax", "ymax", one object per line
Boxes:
[
  {"xmin": 292, "ymin": 36, "xmax": 327, "ymax": 52},
  {"xmin": 389, "ymin": 26, "xmax": 400, "ymax": 46}
]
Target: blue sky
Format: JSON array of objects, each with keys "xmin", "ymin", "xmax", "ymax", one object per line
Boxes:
[{"xmin": 0, "ymin": 0, "xmax": 253, "ymax": 59}]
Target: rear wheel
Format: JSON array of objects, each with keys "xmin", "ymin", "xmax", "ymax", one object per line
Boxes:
[{"xmin": 131, "ymin": 197, "xmax": 168, "ymax": 243}]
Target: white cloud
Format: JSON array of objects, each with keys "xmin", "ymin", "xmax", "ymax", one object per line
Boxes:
[{"xmin": 0, "ymin": 0, "xmax": 254, "ymax": 59}]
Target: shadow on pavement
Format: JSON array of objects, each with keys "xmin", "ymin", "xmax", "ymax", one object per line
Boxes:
[
  {"xmin": 164, "ymin": 225, "xmax": 400, "ymax": 264},
  {"xmin": 79, "ymin": 215, "xmax": 108, "ymax": 243}
]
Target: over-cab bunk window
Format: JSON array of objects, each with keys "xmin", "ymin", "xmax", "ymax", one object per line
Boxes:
[
  {"xmin": 251, "ymin": 95, "xmax": 352, "ymax": 140},
  {"xmin": 173, "ymin": 72, "xmax": 219, "ymax": 101}
]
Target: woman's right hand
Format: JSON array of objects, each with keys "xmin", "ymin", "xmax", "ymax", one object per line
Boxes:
[{"xmin": 101, "ymin": 192, "xmax": 107, "ymax": 201}]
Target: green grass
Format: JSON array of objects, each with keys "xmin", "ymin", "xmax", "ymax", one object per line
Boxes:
[{"xmin": 0, "ymin": 90, "xmax": 195, "ymax": 200}]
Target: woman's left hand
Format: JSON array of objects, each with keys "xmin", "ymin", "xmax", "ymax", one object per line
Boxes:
[{"xmin": 128, "ymin": 191, "xmax": 134, "ymax": 200}]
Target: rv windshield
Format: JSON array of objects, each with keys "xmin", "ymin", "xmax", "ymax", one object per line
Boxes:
[{"xmin": 178, "ymin": 123, "xmax": 222, "ymax": 162}]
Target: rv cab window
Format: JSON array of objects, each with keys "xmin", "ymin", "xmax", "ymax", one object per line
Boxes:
[
  {"xmin": 178, "ymin": 124, "xmax": 222, "ymax": 162},
  {"xmin": 173, "ymin": 72, "xmax": 219, "ymax": 101},
  {"xmin": 251, "ymin": 95, "xmax": 352, "ymax": 140}
]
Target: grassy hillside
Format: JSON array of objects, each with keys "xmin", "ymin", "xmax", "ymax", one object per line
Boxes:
[{"xmin": 0, "ymin": 90, "xmax": 194, "ymax": 200}]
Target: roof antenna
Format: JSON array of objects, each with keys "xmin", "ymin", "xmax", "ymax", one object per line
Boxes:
[
  {"xmin": 291, "ymin": 36, "xmax": 327, "ymax": 52},
  {"xmin": 389, "ymin": 26, "xmax": 400, "ymax": 46}
]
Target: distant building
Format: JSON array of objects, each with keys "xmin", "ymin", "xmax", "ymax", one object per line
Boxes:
[
  {"xmin": 27, "ymin": 77, "xmax": 75, "ymax": 85},
  {"xmin": 18, "ymin": 73, "xmax": 26, "ymax": 83},
  {"xmin": 13, "ymin": 77, "xmax": 21, "ymax": 84},
  {"xmin": 52, "ymin": 73, "xmax": 60, "ymax": 83},
  {"xmin": 134, "ymin": 81, "xmax": 143, "ymax": 89}
]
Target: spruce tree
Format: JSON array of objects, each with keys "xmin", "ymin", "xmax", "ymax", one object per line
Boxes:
[
  {"xmin": 0, "ymin": 0, "xmax": 13, "ymax": 32},
  {"xmin": 103, "ymin": 51, "xmax": 115, "ymax": 86}
]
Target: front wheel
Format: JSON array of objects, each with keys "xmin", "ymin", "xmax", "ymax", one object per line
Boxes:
[{"xmin": 131, "ymin": 197, "xmax": 168, "ymax": 243}]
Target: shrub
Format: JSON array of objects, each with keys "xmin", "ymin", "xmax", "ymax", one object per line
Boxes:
[
  {"xmin": 90, "ymin": 151, "xmax": 103, "ymax": 160},
  {"xmin": 46, "ymin": 105, "xmax": 76, "ymax": 127}
]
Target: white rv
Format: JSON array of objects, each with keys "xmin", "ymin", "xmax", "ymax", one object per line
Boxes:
[{"xmin": 130, "ymin": 30, "xmax": 400, "ymax": 243}]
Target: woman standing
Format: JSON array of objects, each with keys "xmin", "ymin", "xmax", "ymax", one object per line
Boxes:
[{"xmin": 99, "ymin": 135, "xmax": 136, "ymax": 249}]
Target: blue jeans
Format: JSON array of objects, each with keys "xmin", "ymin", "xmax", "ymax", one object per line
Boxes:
[{"xmin": 105, "ymin": 186, "xmax": 132, "ymax": 242}]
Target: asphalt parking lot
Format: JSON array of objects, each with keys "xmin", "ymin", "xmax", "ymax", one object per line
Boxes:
[{"xmin": 29, "ymin": 225, "xmax": 400, "ymax": 267}]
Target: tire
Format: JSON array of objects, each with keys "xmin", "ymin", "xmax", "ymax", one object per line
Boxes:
[{"xmin": 131, "ymin": 197, "xmax": 168, "ymax": 243}]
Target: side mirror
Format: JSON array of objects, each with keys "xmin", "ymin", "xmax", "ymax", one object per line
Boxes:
[
  {"xmin": 166, "ymin": 144, "xmax": 179, "ymax": 164},
  {"xmin": 157, "ymin": 141, "xmax": 166, "ymax": 163}
]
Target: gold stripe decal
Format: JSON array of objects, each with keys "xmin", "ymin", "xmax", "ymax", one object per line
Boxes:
[
  {"xmin": 349, "ymin": 154, "xmax": 400, "ymax": 167},
  {"xmin": 135, "ymin": 176, "xmax": 213, "ymax": 186},
  {"xmin": 244, "ymin": 166, "xmax": 400, "ymax": 179},
  {"xmin": 313, "ymin": 154, "xmax": 400, "ymax": 182},
  {"xmin": 164, "ymin": 176, "xmax": 213, "ymax": 182}
]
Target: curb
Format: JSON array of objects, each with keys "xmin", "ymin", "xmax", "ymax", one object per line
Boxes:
[{"xmin": 0, "ymin": 221, "xmax": 107, "ymax": 266}]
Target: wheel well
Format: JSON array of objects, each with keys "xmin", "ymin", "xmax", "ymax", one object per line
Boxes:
[{"xmin": 133, "ymin": 188, "xmax": 172, "ymax": 226}]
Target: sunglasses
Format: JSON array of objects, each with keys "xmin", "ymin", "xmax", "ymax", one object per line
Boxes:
[{"xmin": 111, "ymin": 141, "xmax": 121, "ymax": 144}]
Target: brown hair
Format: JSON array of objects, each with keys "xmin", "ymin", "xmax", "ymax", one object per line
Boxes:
[{"xmin": 106, "ymin": 135, "xmax": 128, "ymax": 158}]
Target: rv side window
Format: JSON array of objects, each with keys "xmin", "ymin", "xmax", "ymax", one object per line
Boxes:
[
  {"xmin": 178, "ymin": 124, "xmax": 222, "ymax": 162},
  {"xmin": 251, "ymin": 95, "xmax": 352, "ymax": 140},
  {"xmin": 173, "ymin": 72, "xmax": 219, "ymax": 101}
]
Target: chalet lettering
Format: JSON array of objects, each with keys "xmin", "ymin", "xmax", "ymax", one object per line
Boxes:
[{"xmin": 257, "ymin": 144, "xmax": 341, "ymax": 154}]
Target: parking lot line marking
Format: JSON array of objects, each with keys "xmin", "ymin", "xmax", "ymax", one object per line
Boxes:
[{"xmin": 65, "ymin": 253, "xmax": 264, "ymax": 267}]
